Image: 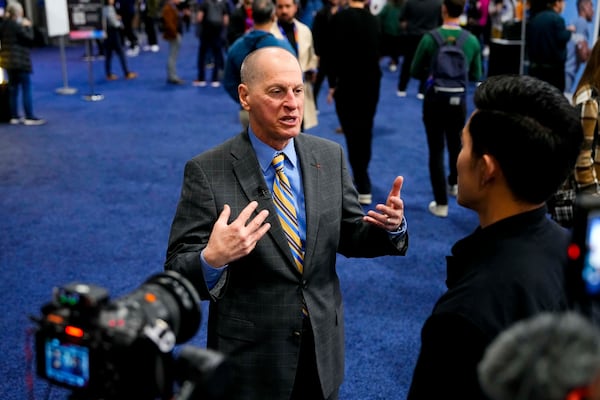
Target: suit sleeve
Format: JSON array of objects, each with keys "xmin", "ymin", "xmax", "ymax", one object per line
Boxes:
[{"xmin": 164, "ymin": 158, "xmax": 226, "ymax": 300}]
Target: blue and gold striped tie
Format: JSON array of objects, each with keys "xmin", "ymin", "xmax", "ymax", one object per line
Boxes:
[{"xmin": 272, "ymin": 153, "xmax": 304, "ymax": 273}]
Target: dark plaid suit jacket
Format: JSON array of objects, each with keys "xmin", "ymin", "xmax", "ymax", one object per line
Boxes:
[{"xmin": 165, "ymin": 130, "xmax": 408, "ymax": 399}]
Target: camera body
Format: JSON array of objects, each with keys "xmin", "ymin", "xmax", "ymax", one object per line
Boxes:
[
  {"xmin": 567, "ymin": 194, "xmax": 600, "ymax": 310},
  {"xmin": 33, "ymin": 271, "xmax": 203, "ymax": 400}
]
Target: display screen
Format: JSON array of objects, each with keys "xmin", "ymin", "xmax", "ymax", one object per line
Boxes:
[
  {"xmin": 44, "ymin": 338, "xmax": 90, "ymax": 388},
  {"xmin": 583, "ymin": 212, "xmax": 600, "ymax": 296}
]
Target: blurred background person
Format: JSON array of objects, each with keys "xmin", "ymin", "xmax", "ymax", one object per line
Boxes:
[
  {"xmin": 547, "ymin": 39, "xmax": 600, "ymax": 228},
  {"xmin": 396, "ymin": 0, "xmax": 442, "ymax": 98},
  {"xmin": 526, "ymin": 0, "xmax": 574, "ymax": 92},
  {"xmin": 409, "ymin": 0, "xmax": 482, "ymax": 218},
  {"xmin": 193, "ymin": 0, "xmax": 230, "ymax": 87},
  {"xmin": 223, "ymin": 0, "xmax": 294, "ymax": 127},
  {"xmin": 564, "ymin": 0, "xmax": 593, "ymax": 95},
  {"xmin": 326, "ymin": 0, "xmax": 382, "ymax": 205},
  {"xmin": 116, "ymin": 0, "xmax": 140, "ymax": 56},
  {"xmin": 311, "ymin": 0, "xmax": 341, "ymax": 112},
  {"xmin": 479, "ymin": 312, "xmax": 600, "ymax": 400},
  {"xmin": 271, "ymin": 0, "xmax": 319, "ymax": 130},
  {"xmin": 227, "ymin": 0, "xmax": 254, "ymax": 45},
  {"xmin": 0, "ymin": 1, "xmax": 45, "ymax": 125},
  {"xmin": 104, "ymin": 0, "xmax": 138, "ymax": 81},
  {"xmin": 140, "ymin": 0, "xmax": 161, "ymax": 52},
  {"xmin": 162, "ymin": 0, "xmax": 188, "ymax": 84},
  {"xmin": 377, "ymin": 0, "xmax": 405, "ymax": 72}
]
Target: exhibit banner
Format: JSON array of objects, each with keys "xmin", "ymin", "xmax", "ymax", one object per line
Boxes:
[{"xmin": 67, "ymin": 0, "xmax": 105, "ymax": 40}]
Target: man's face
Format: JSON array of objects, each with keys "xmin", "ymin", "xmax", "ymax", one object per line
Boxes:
[
  {"xmin": 456, "ymin": 115, "xmax": 483, "ymax": 210},
  {"xmin": 240, "ymin": 50, "xmax": 304, "ymax": 150},
  {"xmin": 582, "ymin": 0, "xmax": 594, "ymax": 21},
  {"xmin": 276, "ymin": 0, "xmax": 298, "ymax": 23}
]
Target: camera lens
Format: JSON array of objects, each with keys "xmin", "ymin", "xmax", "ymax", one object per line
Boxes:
[{"xmin": 138, "ymin": 271, "xmax": 202, "ymax": 344}]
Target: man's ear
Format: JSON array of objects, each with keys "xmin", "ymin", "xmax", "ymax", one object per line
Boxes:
[
  {"xmin": 239, "ymin": 84, "xmax": 250, "ymax": 111},
  {"xmin": 480, "ymin": 154, "xmax": 499, "ymax": 186}
]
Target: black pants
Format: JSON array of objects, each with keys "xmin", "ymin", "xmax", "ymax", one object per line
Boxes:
[
  {"xmin": 142, "ymin": 10, "xmax": 158, "ymax": 46},
  {"xmin": 398, "ymin": 34, "xmax": 427, "ymax": 93},
  {"xmin": 197, "ymin": 31, "xmax": 225, "ymax": 82},
  {"xmin": 290, "ymin": 319, "xmax": 339, "ymax": 400},
  {"xmin": 334, "ymin": 80, "xmax": 381, "ymax": 195},
  {"xmin": 422, "ymin": 95, "xmax": 466, "ymax": 206},
  {"xmin": 104, "ymin": 27, "xmax": 129, "ymax": 76},
  {"xmin": 529, "ymin": 63, "xmax": 566, "ymax": 93}
]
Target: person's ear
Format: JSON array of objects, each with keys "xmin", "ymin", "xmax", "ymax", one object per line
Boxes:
[
  {"xmin": 239, "ymin": 84, "xmax": 251, "ymax": 111},
  {"xmin": 479, "ymin": 154, "xmax": 499, "ymax": 187}
]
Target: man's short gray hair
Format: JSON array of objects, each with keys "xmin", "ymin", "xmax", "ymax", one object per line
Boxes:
[{"xmin": 478, "ymin": 312, "xmax": 600, "ymax": 400}]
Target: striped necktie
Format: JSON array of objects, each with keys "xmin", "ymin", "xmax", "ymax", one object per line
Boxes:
[{"xmin": 272, "ymin": 153, "xmax": 304, "ymax": 273}]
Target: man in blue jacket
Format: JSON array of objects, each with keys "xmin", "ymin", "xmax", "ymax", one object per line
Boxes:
[{"xmin": 223, "ymin": 0, "xmax": 294, "ymax": 128}]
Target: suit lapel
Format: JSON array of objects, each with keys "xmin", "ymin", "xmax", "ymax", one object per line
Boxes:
[
  {"xmin": 231, "ymin": 132, "xmax": 300, "ymax": 274},
  {"xmin": 295, "ymin": 135, "xmax": 320, "ymax": 274}
]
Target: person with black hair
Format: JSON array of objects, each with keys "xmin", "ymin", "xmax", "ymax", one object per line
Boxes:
[
  {"xmin": 223, "ymin": 0, "xmax": 295, "ymax": 127},
  {"xmin": 407, "ymin": 75, "xmax": 583, "ymax": 399},
  {"xmin": 326, "ymin": 0, "xmax": 382, "ymax": 205},
  {"xmin": 526, "ymin": 0, "xmax": 574, "ymax": 92},
  {"xmin": 410, "ymin": 0, "xmax": 481, "ymax": 217}
]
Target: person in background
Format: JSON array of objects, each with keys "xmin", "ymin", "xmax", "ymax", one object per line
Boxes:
[
  {"xmin": 271, "ymin": 0, "xmax": 319, "ymax": 130},
  {"xmin": 227, "ymin": 0, "xmax": 254, "ymax": 45},
  {"xmin": 548, "ymin": 39, "xmax": 600, "ymax": 227},
  {"xmin": 326, "ymin": 0, "xmax": 382, "ymax": 206},
  {"xmin": 311, "ymin": 0, "xmax": 341, "ymax": 112},
  {"xmin": 572, "ymin": 40, "xmax": 600, "ymax": 193},
  {"xmin": 396, "ymin": 0, "xmax": 442, "ymax": 98},
  {"xmin": 116, "ymin": 0, "xmax": 140, "ymax": 56},
  {"xmin": 407, "ymin": 75, "xmax": 582, "ymax": 399},
  {"xmin": 165, "ymin": 46, "xmax": 408, "ymax": 400},
  {"xmin": 223, "ymin": 0, "xmax": 294, "ymax": 128},
  {"xmin": 526, "ymin": 0, "xmax": 574, "ymax": 92},
  {"xmin": 104, "ymin": 0, "xmax": 138, "ymax": 81},
  {"xmin": 410, "ymin": 0, "xmax": 482, "ymax": 217},
  {"xmin": 140, "ymin": 0, "xmax": 161, "ymax": 52},
  {"xmin": 162, "ymin": 0, "xmax": 188, "ymax": 84},
  {"xmin": 478, "ymin": 312, "xmax": 600, "ymax": 400},
  {"xmin": 0, "ymin": 1, "xmax": 45, "ymax": 125},
  {"xmin": 193, "ymin": 0, "xmax": 230, "ymax": 87},
  {"xmin": 564, "ymin": 0, "xmax": 593, "ymax": 95},
  {"xmin": 488, "ymin": 0, "xmax": 515, "ymax": 39},
  {"xmin": 377, "ymin": 0, "xmax": 404, "ymax": 72}
]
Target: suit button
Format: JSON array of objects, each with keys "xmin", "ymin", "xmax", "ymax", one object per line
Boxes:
[{"xmin": 302, "ymin": 280, "xmax": 308, "ymax": 289}]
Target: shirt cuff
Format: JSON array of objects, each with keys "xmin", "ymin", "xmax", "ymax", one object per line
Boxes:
[
  {"xmin": 200, "ymin": 249, "xmax": 228, "ymax": 289},
  {"xmin": 388, "ymin": 216, "xmax": 407, "ymax": 236}
]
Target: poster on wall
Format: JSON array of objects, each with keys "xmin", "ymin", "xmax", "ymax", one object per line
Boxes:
[
  {"xmin": 561, "ymin": 0, "xmax": 597, "ymax": 94},
  {"xmin": 67, "ymin": 0, "xmax": 105, "ymax": 40}
]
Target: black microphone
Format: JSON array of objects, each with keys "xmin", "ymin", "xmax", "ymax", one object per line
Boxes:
[{"xmin": 257, "ymin": 187, "xmax": 271, "ymax": 199}]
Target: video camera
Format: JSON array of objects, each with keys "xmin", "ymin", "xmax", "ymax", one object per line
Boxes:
[
  {"xmin": 567, "ymin": 194, "xmax": 600, "ymax": 314},
  {"xmin": 31, "ymin": 271, "xmax": 231, "ymax": 400}
]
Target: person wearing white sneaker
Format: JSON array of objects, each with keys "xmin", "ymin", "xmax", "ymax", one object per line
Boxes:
[
  {"xmin": 428, "ymin": 200, "xmax": 448, "ymax": 217},
  {"xmin": 409, "ymin": 0, "xmax": 482, "ymax": 218},
  {"xmin": 408, "ymin": 75, "xmax": 583, "ymax": 400},
  {"xmin": 0, "ymin": 3, "xmax": 46, "ymax": 126}
]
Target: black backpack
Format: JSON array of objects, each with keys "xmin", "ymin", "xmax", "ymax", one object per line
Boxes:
[{"xmin": 427, "ymin": 29, "xmax": 470, "ymax": 104}]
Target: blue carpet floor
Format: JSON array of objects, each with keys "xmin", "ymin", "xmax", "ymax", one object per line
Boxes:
[{"xmin": 0, "ymin": 30, "xmax": 480, "ymax": 399}]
